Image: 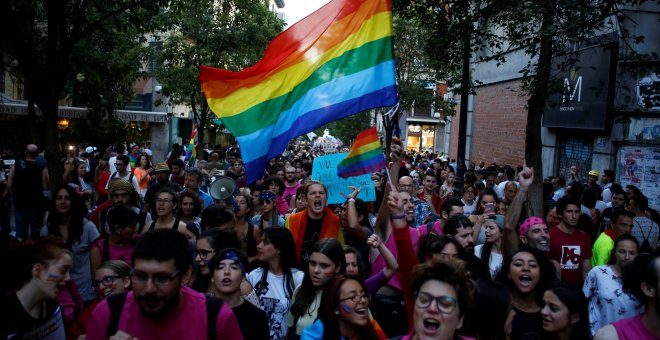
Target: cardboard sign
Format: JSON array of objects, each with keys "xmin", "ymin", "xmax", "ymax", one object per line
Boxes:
[{"xmin": 311, "ymin": 153, "xmax": 376, "ymax": 204}]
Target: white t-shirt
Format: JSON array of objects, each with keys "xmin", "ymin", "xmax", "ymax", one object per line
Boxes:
[
  {"xmin": 108, "ymin": 155, "xmax": 131, "ymax": 174},
  {"xmin": 105, "ymin": 171, "xmax": 140, "ymax": 195},
  {"xmin": 247, "ymin": 267, "xmax": 304, "ymax": 340},
  {"xmin": 474, "ymin": 244, "xmax": 503, "ymax": 279}
]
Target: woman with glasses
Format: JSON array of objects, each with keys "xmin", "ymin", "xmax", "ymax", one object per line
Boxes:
[
  {"xmin": 69, "ymin": 260, "xmax": 131, "ymax": 338},
  {"xmin": 288, "ymin": 238, "xmax": 346, "ymax": 339},
  {"xmin": 41, "ymin": 185, "xmax": 100, "ymax": 303},
  {"xmin": 460, "ymin": 184, "xmax": 478, "ymax": 215},
  {"xmin": 143, "ymin": 188, "xmax": 195, "ymax": 240},
  {"xmin": 190, "ymin": 228, "xmax": 244, "ymax": 294},
  {"xmin": 301, "ymin": 275, "xmax": 387, "ymax": 340},
  {"xmin": 387, "ymin": 188, "xmax": 476, "ymax": 340},
  {"xmin": 251, "ymin": 191, "xmax": 285, "ymax": 229},
  {"xmin": 1, "ymin": 237, "xmax": 72, "ymax": 339},
  {"xmin": 248, "ymin": 228, "xmax": 304, "ymax": 340}
]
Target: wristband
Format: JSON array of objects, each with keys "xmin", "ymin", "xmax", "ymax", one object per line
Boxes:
[
  {"xmin": 390, "ymin": 213, "xmax": 405, "ymax": 220},
  {"xmin": 348, "ymin": 198, "xmax": 356, "ymax": 203}
]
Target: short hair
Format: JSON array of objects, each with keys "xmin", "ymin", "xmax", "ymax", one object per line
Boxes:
[
  {"xmin": 264, "ymin": 176, "xmax": 285, "ymax": 195},
  {"xmin": 107, "ymin": 205, "xmax": 138, "ymax": 233},
  {"xmin": 199, "ymin": 228, "xmax": 245, "ymax": 253},
  {"xmin": 556, "ymin": 176, "xmax": 566, "ymax": 187},
  {"xmin": 302, "ymin": 181, "xmax": 328, "ymax": 198},
  {"xmin": 623, "ymin": 253, "xmax": 660, "ymax": 304},
  {"xmin": 441, "ymin": 197, "xmax": 464, "ymax": 216},
  {"xmin": 98, "ymin": 260, "xmax": 132, "ymax": 279},
  {"xmin": 611, "ymin": 210, "xmax": 635, "ymax": 226},
  {"xmin": 116, "ymin": 154, "xmax": 129, "ymax": 164},
  {"xmin": 411, "ymin": 261, "xmax": 474, "ymax": 317},
  {"xmin": 603, "ymin": 169, "xmax": 615, "ymax": 178},
  {"xmin": 170, "ymin": 158, "xmax": 184, "ymax": 168},
  {"xmin": 132, "ymin": 229, "xmax": 192, "ymax": 271},
  {"xmin": 504, "ymin": 167, "xmax": 515, "ymax": 180},
  {"xmin": 208, "ymin": 248, "xmax": 249, "ymax": 276},
  {"xmin": 631, "ymin": 195, "xmax": 649, "ymax": 212},
  {"xmin": 200, "ymin": 205, "xmax": 236, "ymax": 230},
  {"xmin": 610, "ymin": 184, "xmax": 625, "ymax": 197},
  {"xmin": 419, "ymin": 234, "xmax": 467, "ymax": 263},
  {"xmin": 556, "ymin": 196, "xmax": 580, "ymax": 216},
  {"xmin": 157, "ymin": 187, "xmax": 179, "ymax": 205},
  {"xmin": 443, "ymin": 215, "xmax": 474, "ymax": 236},
  {"xmin": 185, "ymin": 167, "xmax": 204, "ymax": 182}
]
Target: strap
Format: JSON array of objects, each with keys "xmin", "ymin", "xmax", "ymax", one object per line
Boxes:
[
  {"xmin": 110, "ymin": 172, "xmax": 118, "ymax": 179},
  {"xmin": 148, "ymin": 220, "xmax": 157, "ymax": 231},
  {"xmin": 172, "ymin": 218, "xmax": 181, "ymax": 230},
  {"xmin": 105, "ymin": 292, "xmax": 128, "ymax": 338},
  {"xmin": 205, "ymin": 296, "xmax": 224, "ymax": 340},
  {"xmin": 102, "ymin": 238, "xmax": 110, "ymax": 262},
  {"xmin": 635, "ymin": 220, "xmax": 651, "ymax": 240}
]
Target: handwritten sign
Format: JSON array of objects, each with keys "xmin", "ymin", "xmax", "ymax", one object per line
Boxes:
[{"xmin": 311, "ymin": 153, "xmax": 376, "ymax": 205}]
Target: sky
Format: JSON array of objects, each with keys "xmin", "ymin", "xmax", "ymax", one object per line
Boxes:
[{"xmin": 284, "ymin": 0, "xmax": 331, "ymax": 26}]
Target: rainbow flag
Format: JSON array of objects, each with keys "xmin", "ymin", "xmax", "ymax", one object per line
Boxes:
[
  {"xmin": 199, "ymin": 0, "xmax": 397, "ymax": 183},
  {"xmin": 337, "ymin": 127, "xmax": 386, "ymax": 178},
  {"xmin": 184, "ymin": 125, "xmax": 197, "ymax": 166}
]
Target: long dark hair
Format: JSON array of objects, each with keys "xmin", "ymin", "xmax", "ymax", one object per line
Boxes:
[
  {"xmin": 190, "ymin": 228, "xmax": 243, "ymax": 293},
  {"xmin": 478, "ymin": 219, "xmax": 502, "ymax": 274},
  {"xmin": 495, "ymin": 246, "xmax": 557, "ymax": 305},
  {"xmin": 608, "ymin": 233, "xmax": 639, "ymax": 265},
  {"xmin": 540, "ymin": 282, "xmax": 590, "ymax": 340},
  {"xmin": 463, "ymin": 279, "xmax": 512, "ymax": 340},
  {"xmin": 46, "ymin": 185, "xmax": 86, "ymax": 248},
  {"xmin": 319, "ymin": 275, "xmax": 380, "ymax": 340},
  {"xmin": 290, "ymin": 238, "xmax": 345, "ymax": 327},
  {"xmin": 254, "ymin": 228, "xmax": 298, "ymax": 299}
]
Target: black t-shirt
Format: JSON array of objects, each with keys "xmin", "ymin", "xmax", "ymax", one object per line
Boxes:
[
  {"xmin": 232, "ymin": 301, "xmax": 270, "ymax": 340},
  {"xmin": 301, "ymin": 215, "xmax": 323, "ymax": 266},
  {"xmin": 0, "ymin": 292, "xmax": 65, "ymax": 339},
  {"xmin": 511, "ymin": 305, "xmax": 542, "ymax": 340}
]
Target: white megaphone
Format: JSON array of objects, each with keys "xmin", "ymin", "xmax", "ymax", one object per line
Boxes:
[{"xmin": 208, "ymin": 176, "xmax": 236, "ymax": 200}]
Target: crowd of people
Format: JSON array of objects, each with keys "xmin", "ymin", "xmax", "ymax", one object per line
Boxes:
[{"xmin": 0, "ymin": 139, "xmax": 659, "ymax": 340}]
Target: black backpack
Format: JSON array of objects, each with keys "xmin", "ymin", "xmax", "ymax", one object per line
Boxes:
[
  {"xmin": 105, "ymin": 292, "xmax": 224, "ymax": 339},
  {"xmin": 635, "ymin": 220, "xmax": 654, "ymax": 253}
]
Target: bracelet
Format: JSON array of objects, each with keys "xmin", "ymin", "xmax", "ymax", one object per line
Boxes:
[
  {"xmin": 390, "ymin": 213, "xmax": 405, "ymax": 220},
  {"xmin": 348, "ymin": 198, "xmax": 356, "ymax": 203}
]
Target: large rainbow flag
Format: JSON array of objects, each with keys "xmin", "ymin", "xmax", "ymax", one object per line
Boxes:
[
  {"xmin": 200, "ymin": 0, "xmax": 398, "ymax": 183},
  {"xmin": 337, "ymin": 127, "xmax": 386, "ymax": 178}
]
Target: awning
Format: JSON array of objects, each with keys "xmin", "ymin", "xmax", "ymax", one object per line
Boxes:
[{"xmin": 0, "ymin": 103, "xmax": 168, "ymax": 123}]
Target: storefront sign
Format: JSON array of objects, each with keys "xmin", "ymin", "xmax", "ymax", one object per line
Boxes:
[
  {"xmin": 543, "ymin": 44, "xmax": 616, "ymax": 130},
  {"xmin": 0, "ymin": 103, "xmax": 167, "ymax": 123}
]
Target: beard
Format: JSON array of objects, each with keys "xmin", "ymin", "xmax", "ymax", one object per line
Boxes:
[{"xmin": 136, "ymin": 292, "xmax": 180, "ymax": 319}]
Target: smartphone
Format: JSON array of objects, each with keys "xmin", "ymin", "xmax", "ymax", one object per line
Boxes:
[{"xmin": 484, "ymin": 203, "xmax": 495, "ymax": 215}]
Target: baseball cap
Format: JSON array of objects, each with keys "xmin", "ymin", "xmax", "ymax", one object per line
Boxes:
[{"xmin": 85, "ymin": 146, "xmax": 97, "ymax": 154}]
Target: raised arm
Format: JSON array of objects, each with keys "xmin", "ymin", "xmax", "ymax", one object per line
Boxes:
[
  {"xmin": 503, "ymin": 166, "xmax": 532, "ymax": 259},
  {"xmin": 343, "ymin": 186, "xmax": 369, "ymax": 242}
]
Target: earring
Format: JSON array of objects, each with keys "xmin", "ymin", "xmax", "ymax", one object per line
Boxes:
[{"xmin": 334, "ymin": 310, "xmax": 340, "ymax": 315}]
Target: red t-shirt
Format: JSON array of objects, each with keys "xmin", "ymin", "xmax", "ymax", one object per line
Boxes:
[{"xmin": 549, "ymin": 226, "xmax": 592, "ymax": 285}]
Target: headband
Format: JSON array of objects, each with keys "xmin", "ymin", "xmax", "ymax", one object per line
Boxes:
[
  {"xmin": 219, "ymin": 249, "xmax": 246, "ymax": 274},
  {"xmin": 259, "ymin": 191, "xmax": 276, "ymax": 201},
  {"xmin": 518, "ymin": 216, "xmax": 546, "ymax": 236}
]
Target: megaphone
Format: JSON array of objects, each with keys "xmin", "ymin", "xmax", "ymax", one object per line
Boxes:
[{"xmin": 208, "ymin": 176, "xmax": 236, "ymax": 200}]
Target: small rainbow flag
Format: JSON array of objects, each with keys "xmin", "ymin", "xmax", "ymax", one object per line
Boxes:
[
  {"xmin": 184, "ymin": 125, "xmax": 197, "ymax": 166},
  {"xmin": 200, "ymin": 0, "xmax": 398, "ymax": 184},
  {"xmin": 337, "ymin": 127, "xmax": 386, "ymax": 178}
]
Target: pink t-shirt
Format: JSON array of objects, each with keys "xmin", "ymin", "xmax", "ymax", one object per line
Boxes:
[
  {"xmin": 613, "ymin": 314, "xmax": 657, "ymax": 339},
  {"xmin": 370, "ymin": 222, "xmax": 441, "ymax": 290},
  {"xmin": 86, "ymin": 287, "xmax": 243, "ymax": 340},
  {"xmin": 92, "ymin": 239, "xmax": 133, "ymax": 265}
]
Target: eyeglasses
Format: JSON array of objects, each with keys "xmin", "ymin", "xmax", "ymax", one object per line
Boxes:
[
  {"xmin": 414, "ymin": 291, "xmax": 459, "ymax": 314},
  {"xmin": 130, "ymin": 270, "xmax": 181, "ymax": 286},
  {"xmin": 195, "ymin": 249, "xmax": 215, "ymax": 259},
  {"xmin": 339, "ymin": 293, "xmax": 370, "ymax": 303},
  {"xmin": 156, "ymin": 198, "xmax": 174, "ymax": 204},
  {"xmin": 92, "ymin": 275, "xmax": 123, "ymax": 288}
]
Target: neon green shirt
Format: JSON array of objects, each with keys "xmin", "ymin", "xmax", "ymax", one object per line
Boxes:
[{"xmin": 592, "ymin": 229, "xmax": 616, "ymax": 267}]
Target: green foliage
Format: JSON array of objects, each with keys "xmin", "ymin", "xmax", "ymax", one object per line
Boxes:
[
  {"xmin": 313, "ymin": 110, "xmax": 374, "ymax": 146},
  {"xmin": 155, "ymin": 0, "xmax": 284, "ymax": 124}
]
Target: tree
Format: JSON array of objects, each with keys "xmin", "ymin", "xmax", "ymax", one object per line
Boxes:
[
  {"xmin": 155, "ymin": 0, "xmax": 283, "ymax": 159},
  {"xmin": 0, "ymin": 0, "xmax": 168, "ymax": 190}
]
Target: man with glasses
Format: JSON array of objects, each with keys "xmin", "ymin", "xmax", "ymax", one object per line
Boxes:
[
  {"xmin": 105, "ymin": 155, "xmax": 140, "ymax": 196},
  {"xmin": 87, "ymin": 229, "xmax": 243, "ymax": 339}
]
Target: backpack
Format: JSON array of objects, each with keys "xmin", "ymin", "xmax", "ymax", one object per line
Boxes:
[
  {"xmin": 99, "ymin": 207, "xmax": 148, "ymax": 238},
  {"xmin": 110, "ymin": 171, "xmax": 135, "ymax": 185},
  {"xmin": 635, "ymin": 220, "xmax": 654, "ymax": 253},
  {"xmin": 105, "ymin": 292, "xmax": 224, "ymax": 339}
]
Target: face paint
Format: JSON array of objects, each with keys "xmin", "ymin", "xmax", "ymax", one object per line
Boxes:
[
  {"xmin": 341, "ymin": 303, "xmax": 351, "ymax": 313},
  {"xmin": 47, "ymin": 273, "xmax": 65, "ymax": 282}
]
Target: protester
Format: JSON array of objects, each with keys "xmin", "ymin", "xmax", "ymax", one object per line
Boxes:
[
  {"xmin": 248, "ymin": 228, "xmax": 304, "ymax": 340},
  {"xmin": 8, "ymin": 143, "xmax": 49, "ymax": 240},
  {"xmin": 469, "ymin": 188, "xmax": 500, "ymax": 245},
  {"xmin": 178, "ymin": 190, "xmax": 203, "ymax": 235},
  {"xmin": 233, "ymin": 193, "xmax": 261, "ymax": 264},
  {"xmin": 1, "ymin": 237, "xmax": 72, "ymax": 338},
  {"xmin": 41, "ymin": 185, "xmax": 100, "ymax": 302},
  {"xmin": 143, "ymin": 187, "xmax": 195, "ymax": 239},
  {"xmin": 85, "ymin": 229, "xmax": 242, "ymax": 339},
  {"xmin": 301, "ymin": 275, "xmax": 387, "ymax": 339},
  {"xmin": 209, "ymin": 248, "xmax": 269, "ymax": 340},
  {"xmin": 90, "ymin": 204, "xmax": 138, "ymax": 270},
  {"xmin": 592, "ymin": 210, "xmax": 634, "ymax": 267},
  {"xmin": 143, "ymin": 162, "xmax": 183, "ymax": 216},
  {"xmin": 190, "ymin": 228, "xmax": 244, "ymax": 294},
  {"xmin": 252, "ymin": 190, "xmax": 286, "ymax": 229},
  {"xmin": 474, "ymin": 215, "xmax": 505, "ymax": 278},
  {"xmin": 134, "ymin": 153, "xmax": 152, "ymax": 199},
  {"xmin": 583, "ymin": 234, "xmax": 642, "ymax": 336},
  {"xmin": 550, "ymin": 197, "xmax": 592, "ymax": 286},
  {"xmin": 522, "ymin": 282, "xmax": 590, "ymax": 340}
]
